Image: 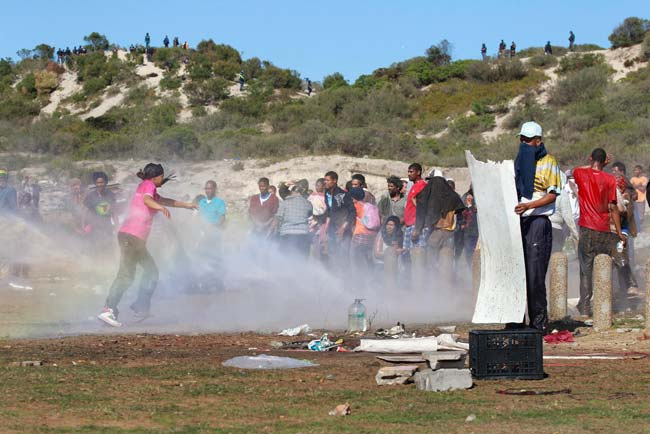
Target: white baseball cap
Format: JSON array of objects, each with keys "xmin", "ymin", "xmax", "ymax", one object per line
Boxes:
[{"xmin": 518, "ymin": 121, "xmax": 543, "ymax": 138}]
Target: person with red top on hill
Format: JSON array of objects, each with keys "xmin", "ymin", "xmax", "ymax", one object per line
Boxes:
[
  {"xmin": 98, "ymin": 163, "xmax": 197, "ymax": 327},
  {"xmin": 573, "ymin": 148, "xmax": 625, "ymax": 316},
  {"xmin": 248, "ymin": 177, "xmax": 279, "ymax": 237}
]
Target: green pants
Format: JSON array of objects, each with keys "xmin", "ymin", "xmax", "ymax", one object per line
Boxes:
[{"xmin": 105, "ymin": 232, "xmax": 158, "ymax": 317}]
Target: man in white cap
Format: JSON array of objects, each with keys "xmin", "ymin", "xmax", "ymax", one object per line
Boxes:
[{"xmin": 513, "ymin": 121, "xmax": 562, "ymax": 332}]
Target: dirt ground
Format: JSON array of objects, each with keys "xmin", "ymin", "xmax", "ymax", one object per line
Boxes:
[{"xmin": 1, "ymin": 320, "xmax": 649, "ymax": 433}]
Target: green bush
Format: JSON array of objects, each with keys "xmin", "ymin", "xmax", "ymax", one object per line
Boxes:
[
  {"xmin": 260, "ymin": 63, "xmax": 302, "ymax": 89},
  {"xmin": 572, "ymin": 44, "xmax": 605, "ymax": 52},
  {"xmin": 518, "ymin": 46, "xmax": 568, "ymax": 58},
  {"xmin": 83, "ymin": 76, "xmax": 109, "ymax": 95},
  {"xmin": 322, "ymin": 72, "xmax": 348, "ymax": 89},
  {"xmin": 527, "ymin": 55, "xmax": 558, "ymax": 69},
  {"xmin": 558, "ymin": 53, "xmax": 605, "ymax": 74},
  {"xmin": 17, "ymin": 73, "xmax": 36, "ymax": 97},
  {"xmin": 450, "ymin": 114, "xmax": 495, "ymax": 134},
  {"xmin": 160, "ymin": 73, "xmax": 182, "ymax": 90},
  {"xmin": 609, "ymin": 17, "xmax": 650, "ymax": 48},
  {"xmin": 150, "ymin": 102, "xmax": 179, "ymax": 130},
  {"xmin": 0, "ymin": 93, "xmax": 39, "ymax": 119},
  {"xmin": 467, "ymin": 59, "xmax": 527, "ymax": 82},
  {"xmin": 83, "ymin": 32, "xmax": 109, "ymax": 51},
  {"xmin": 185, "ymin": 77, "xmax": 230, "ymax": 105},
  {"xmin": 213, "ymin": 60, "xmax": 240, "ymax": 80},
  {"xmin": 425, "ymin": 40, "xmax": 452, "ymax": 66},
  {"xmin": 642, "ymin": 32, "xmax": 650, "ymax": 60},
  {"xmin": 550, "ymin": 65, "xmax": 610, "ymax": 106},
  {"xmin": 153, "ymin": 47, "xmax": 185, "ymax": 71}
]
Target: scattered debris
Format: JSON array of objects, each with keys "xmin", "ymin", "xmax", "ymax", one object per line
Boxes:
[
  {"xmin": 497, "ymin": 388, "xmax": 571, "ymax": 396},
  {"xmin": 375, "ymin": 322, "xmax": 409, "ymax": 338},
  {"xmin": 222, "ymin": 355, "xmax": 317, "ymax": 370},
  {"xmin": 278, "ymin": 324, "xmax": 311, "ymax": 336},
  {"xmin": 465, "ymin": 414, "xmax": 476, "ymax": 423},
  {"xmin": 328, "ymin": 403, "xmax": 351, "ymax": 416},
  {"xmin": 414, "ymin": 368, "xmax": 473, "ymax": 392},
  {"xmin": 637, "ymin": 331, "xmax": 650, "ymax": 341},
  {"xmin": 20, "ymin": 360, "xmax": 42, "ymax": 367},
  {"xmin": 357, "ymin": 336, "xmax": 438, "ymax": 353},
  {"xmin": 308, "ymin": 334, "xmax": 342, "ymax": 352},
  {"xmin": 9, "ymin": 282, "xmax": 33, "ymax": 291},
  {"xmin": 437, "ymin": 325, "xmax": 457, "ymax": 333},
  {"xmin": 616, "ymin": 328, "xmax": 641, "ymax": 333},
  {"xmin": 543, "ymin": 330, "xmax": 574, "ymax": 344},
  {"xmin": 375, "ymin": 365, "xmax": 419, "ymax": 385}
]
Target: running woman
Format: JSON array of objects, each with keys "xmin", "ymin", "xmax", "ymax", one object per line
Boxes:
[{"xmin": 98, "ymin": 163, "xmax": 196, "ymax": 327}]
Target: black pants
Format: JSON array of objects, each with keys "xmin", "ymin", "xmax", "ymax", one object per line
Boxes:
[
  {"xmin": 577, "ymin": 227, "xmax": 616, "ymax": 315},
  {"xmin": 105, "ymin": 232, "xmax": 158, "ymax": 317},
  {"xmin": 279, "ymin": 233, "xmax": 311, "ymax": 258},
  {"xmin": 521, "ymin": 216, "xmax": 552, "ymax": 331}
]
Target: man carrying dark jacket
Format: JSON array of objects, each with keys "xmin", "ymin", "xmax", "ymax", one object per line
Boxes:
[{"xmin": 324, "ymin": 171, "xmax": 356, "ymax": 268}]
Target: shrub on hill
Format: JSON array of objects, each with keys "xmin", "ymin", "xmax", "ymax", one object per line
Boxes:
[
  {"xmin": 184, "ymin": 77, "xmax": 230, "ymax": 105},
  {"xmin": 83, "ymin": 32, "xmax": 109, "ymax": 51},
  {"xmin": 609, "ymin": 17, "xmax": 650, "ymax": 48},
  {"xmin": 323, "ymin": 72, "xmax": 348, "ymax": 89},
  {"xmin": 550, "ymin": 64, "xmax": 610, "ymax": 106},
  {"xmin": 467, "ymin": 58, "xmax": 527, "ymax": 82},
  {"xmin": 642, "ymin": 32, "xmax": 650, "ymax": 60},
  {"xmin": 527, "ymin": 55, "xmax": 558, "ymax": 69},
  {"xmin": 557, "ymin": 53, "xmax": 605, "ymax": 74}
]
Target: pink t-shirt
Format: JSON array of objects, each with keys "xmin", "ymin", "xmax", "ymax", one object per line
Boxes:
[{"xmin": 119, "ymin": 179, "xmax": 160, "ymax": 240}]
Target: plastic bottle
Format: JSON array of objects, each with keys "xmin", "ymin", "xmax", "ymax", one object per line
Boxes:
[{"xmin": 348, "ymin": 299, "xmax": 367, "ymax": 332}]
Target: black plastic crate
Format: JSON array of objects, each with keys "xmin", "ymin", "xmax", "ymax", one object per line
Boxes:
[{"xmin": 469, "ymin": 329, "xmax": 544, "ymax": 380}]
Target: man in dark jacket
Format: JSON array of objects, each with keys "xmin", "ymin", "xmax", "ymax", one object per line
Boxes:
[{"xmin": 324, "ymin": 171, "xmax": 356, "ymax": 268}]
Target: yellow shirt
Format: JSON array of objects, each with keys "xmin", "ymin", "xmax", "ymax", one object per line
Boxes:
[{"xmin": 630, "ymin": 176, "xmax": 647, "ymax": 203}]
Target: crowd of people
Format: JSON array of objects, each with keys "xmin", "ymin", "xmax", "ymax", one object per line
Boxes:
[
  {"xmin": 481, "ymin": 31, "xmax": 577, "ymax": 60},
  {"xmin": 1, "ymin": 118, "xmax": 648, "ymax": 331}
]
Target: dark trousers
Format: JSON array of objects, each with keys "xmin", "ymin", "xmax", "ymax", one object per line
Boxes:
[
  {"xmin": 279, "ymin": 233, "xmax": 311, "ymax": 258},
  {"xmin": 105, "ymin": 232, "xmax": 158, "ymax": 317},
  {"xmin": 577, "ymin": 227, "xmax": 616, "ymax": 315},
  {"xmin": 521, "ymin": 216, "xmax": 552, "ymax": 331}
]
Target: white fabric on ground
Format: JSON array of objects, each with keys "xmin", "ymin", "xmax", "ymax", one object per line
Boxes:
[{"xmin": 465, "ymin": 151, "xmax": 527, "ymax": 323}]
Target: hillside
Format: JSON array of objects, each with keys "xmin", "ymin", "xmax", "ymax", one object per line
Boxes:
[{"xmin": 1, "ymin": 19, "xmax": 650, "ymax": 170}]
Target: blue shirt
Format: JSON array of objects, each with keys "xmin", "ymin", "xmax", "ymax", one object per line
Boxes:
[{"xmin": 198, "ymin": 197, "xmax": 226, "ymax": 224}]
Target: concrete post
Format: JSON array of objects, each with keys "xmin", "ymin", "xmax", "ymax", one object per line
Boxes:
[
  {"xmin": 592, "ymin": 254, "xmax": 612, "ymax": 332},
  {"xmin": 549, "ymin": 252, "xmax": 568, "ymax": 320},
  {"xmin": 645, "ymin": 258, "xmax": 650, "ymax": 331},
  {"xmin": 411, "ymin": 246, "xmax": 426, "ymax": 289},
  {"xmin": 383, "ymin": 246, "xmax": 398, "ymax": 290}
]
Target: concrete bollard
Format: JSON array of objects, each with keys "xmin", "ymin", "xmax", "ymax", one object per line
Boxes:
[
  {"xmin": 646, "ymin": 258, "xmax": 650, "ymax": 331},
  {"xmin": 411, "ymin": 246, "xmax": 427, "ymax": 289},
  {"xmin": 549, "ymin": 252, "xmax": 568, "ymax": 320},
  {"xmin": 592, "ymin": 254, "xmax": 612, "ymax": 332},
  {"xmin": 383, "ymin": 246, "xmax": 398, "ymax": 290}
]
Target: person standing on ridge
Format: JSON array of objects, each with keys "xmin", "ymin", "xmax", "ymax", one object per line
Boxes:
[
  {"xmin": 97, "ymin": 163, "xmax": 197, "ymax": 327},
  {"xmin": 569, "ymin": 31, "xmax": 575, "ymax": 50},
  {"xmin": 145, "ymin": 33, "xmax": 151, "ymax": 49},
  {"xmin": 238, "ymin": 71, "xmax": 245, "ymax": 91},
  {"xmin": 510, "ymin": 41, "xmax": 516, "ymax": 58},
  {"xmin": 572, "ymin": 149, "xmax": 623, "ymax": 316},
  {"xmin": 163, "ymin": 35, "xmax": 170, "ymax": 48},
  {"xmin": 306, "ymin": 78, "xmax": 313, "ymax": 96},
  {"xmin": 481, "ymin": 43, "xmax": 487, "ymax": 61},
  {"xmin": 513, "ymin": 121, "xmax": 561, "ymax": 332},
  {"xmin": 544, "ymin": 41, "xmax": 553, "ymax": 55}
]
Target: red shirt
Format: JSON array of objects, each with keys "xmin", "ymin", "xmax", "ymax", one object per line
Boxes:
[
  {"xmin": 573, "ymin": 167, "xmax": 617, "ymax": 232},
  {"xmin": 403, "ymin": 179, "xmax": 426, "ymax": 226}
]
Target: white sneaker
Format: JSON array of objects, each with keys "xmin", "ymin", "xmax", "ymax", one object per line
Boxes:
[{"xmin": 98, "ymin": 308, "xmax": 122, "ymax": 327}]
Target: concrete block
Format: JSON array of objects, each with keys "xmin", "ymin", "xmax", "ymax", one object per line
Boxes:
[
  {"xmin": 375, "ymin": 365, "xmax": 418, "ymax": 385},
  {"xmin": 429, "ymin": 359, "xmax": 466, "ymax": 370},
  {"xmin": 414, "ymin": 368, "xmax": 473, "ymax": 392},
  {"xmin": 423, "ymin": 351, "xmax": 467, "ymax": 370}
]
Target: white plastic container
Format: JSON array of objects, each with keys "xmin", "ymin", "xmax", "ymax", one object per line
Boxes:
[{"xmin": 348, "ymin": 299, "xmax": 367, "ymax": 332}]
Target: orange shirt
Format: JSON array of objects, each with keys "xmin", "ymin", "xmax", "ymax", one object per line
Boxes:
[
  {"xmin": 630, "ymin": 176, "xmax": 647, "ymax": 203},
  {"xmin": 354, "ymin": 201, "xmax": 373, "ymax": 235}
]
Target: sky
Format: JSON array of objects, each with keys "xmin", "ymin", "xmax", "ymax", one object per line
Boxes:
[{"xmin": 1, "ymin": 0, "xmax": 648, "ymax": 82}]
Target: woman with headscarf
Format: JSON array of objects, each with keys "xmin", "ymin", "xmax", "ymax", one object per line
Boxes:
[
  {"xmin": 97, "ymin": 163, "xmax": 197, "ymax": 327},
  {"xmin": 373, "ymin": 216, "xmax": 404, "ymax": 265}
]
